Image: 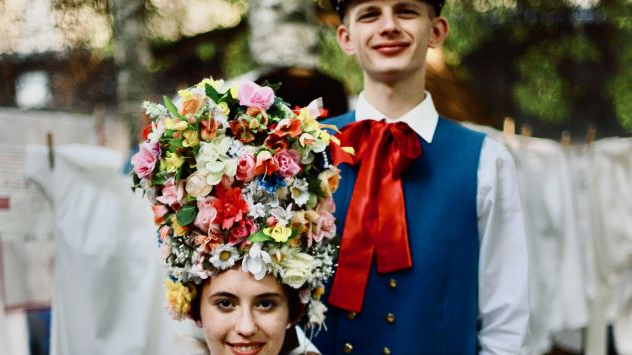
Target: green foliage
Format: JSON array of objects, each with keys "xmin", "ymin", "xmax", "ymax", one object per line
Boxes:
[
  {"xmin": 316, "ymin": 27, "xmax": 364, "ymax": 94},
  {"xmin": 513, "ymin": 34, "xmax": 600, "ymax": 123},
  {"xmin": 222, "ymin": 30, "xmax": 257, "ymax": 79},
  {"xmin": 444, "ymin": 0, "xmax": 632, "ymax": 131}
]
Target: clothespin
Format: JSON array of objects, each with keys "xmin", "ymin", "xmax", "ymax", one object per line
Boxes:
[
  {"xmin": 46, "ymin": 132, "xmax": 55, "ymax": 170},
  {"xmin": 520, "ymin": 123, "xmax": 532, "ymax": 137},
  {"xmin": 503, "ymin": 116, "xmax": 515, "ymax": 136},
  {"xmin": 94, "ymin": 104, "xmax": 106, "ymax": 146},
  {"xmin": 560, "ymin": 130, "xmax": 571, "ymax": 147},
  {"xmin": 586, "ymin": 124, "xmax": 596, "ymax": 144}
]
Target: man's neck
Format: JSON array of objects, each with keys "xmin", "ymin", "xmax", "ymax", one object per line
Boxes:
[{"xmin": 362, "ymin": 71, "xmax": 427, "ymax": 119}]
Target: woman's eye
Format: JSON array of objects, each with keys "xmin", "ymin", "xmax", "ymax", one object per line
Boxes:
[
  {"xmin": 215, "ymin": 299, "xmax": 234, "ymax": 310},
  {"xmin": 257, "ymin": 299, "xmax": 277, "ymax": 310}
]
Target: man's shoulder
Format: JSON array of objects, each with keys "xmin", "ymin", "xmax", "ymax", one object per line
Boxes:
[
  {"xmin": 320, "ymin": 111, "xmax": 355, "ymax": 129},
  {"xmin": 438, "ymin": 116, "xmax": 486, "ymax": 142}
]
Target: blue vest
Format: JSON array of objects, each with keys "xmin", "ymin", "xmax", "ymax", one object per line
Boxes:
[{"xmin": 313, "ymin": 112, "xmax": 485, "ymax": 355}]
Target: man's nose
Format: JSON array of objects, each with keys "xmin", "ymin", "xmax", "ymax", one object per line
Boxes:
[{"xmin": 378, "ymin": 10, "xmax": 401, "ymax": 35}]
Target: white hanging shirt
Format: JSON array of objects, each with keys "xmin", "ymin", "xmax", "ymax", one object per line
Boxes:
[
  {"xmin": 25, "ymin": 144, "xmax": 177, "ymax": 355},
  {"xmin": 356, "ymin": 92, "xmax": 530, "ymax": 355},
  {"xmin": 584, "ymin": 137, "xmax": 632, "ymax": 355}
]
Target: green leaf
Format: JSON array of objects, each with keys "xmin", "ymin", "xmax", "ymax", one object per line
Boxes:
[
  {"xmin": 153, "ymin": 171, "xmax": 168, "ymax": 185},
  {"xmin": 163, "ymin": 95, "xmax": 186, "ymax": 120},
  {"xmin": 205, "ymin": 83, "xmax": 220, "ymax": 102},
  {"xmin": 248, "ymin": 230, "xmax": 273, "ymax": 243},
  {"xmin": 168, "ymin": 139, "xmax": 185, "ymax": 149},
  {"xmin": 176, "ymin": 205, "xmax": 197, "ymax": 226}
]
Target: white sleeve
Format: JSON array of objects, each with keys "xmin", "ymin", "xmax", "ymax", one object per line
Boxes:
[
  {"xmin": 477, "ymin": 137, "xmax": 530, "ymax": 355},
  {"xmin": 288, "ymin": 326, "xmax": 320, "ymax": 355}
]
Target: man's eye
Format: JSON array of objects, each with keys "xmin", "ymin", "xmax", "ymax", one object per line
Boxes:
[
  {"xmin": 358, "ymin": 12, "xmax": 378, "ymax": 21},
  {"xmin": 397, "ymin": 9, "xmax": 419, "ymax": 17}
]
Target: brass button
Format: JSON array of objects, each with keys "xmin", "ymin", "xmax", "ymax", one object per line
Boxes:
[
  {"xmin": 346, "ymin": 311, "xmax": 357, "ymax": 320},
  {"xmin": 343, "ymin": 342, "xmax": 354, "ymax": 353},
  {"xmin": 386, "ymin": 313, "xmax": 395, "ymax": 324},
  {"xmin": 382, "ymin": 347, "xmax": 392, "ymax": 355},
  {"xmin": 388, "ymin": 278, "xmax": 397, "ymax": 288}
]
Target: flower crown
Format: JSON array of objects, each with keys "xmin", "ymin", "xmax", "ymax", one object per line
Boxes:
[{"xmin": 131, "ymin": 78, "xmax": 343, "ymax": 330}]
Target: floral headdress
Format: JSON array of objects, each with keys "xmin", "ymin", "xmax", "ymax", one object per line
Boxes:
[{"xmin": 131, "ymin": 78, "xmax": 344, "ymax": 330}]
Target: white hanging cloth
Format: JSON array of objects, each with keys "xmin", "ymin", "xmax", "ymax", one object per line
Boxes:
[
  {"xmin": 584, "ymin": 137, "xmax": 632, "ymax": 355},
  {"xmin": 25, "ymin": 144, "xmax": 178, "ymax": 355}
]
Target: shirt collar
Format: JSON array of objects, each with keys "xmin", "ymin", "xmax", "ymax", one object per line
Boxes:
[{"xmin": 354, "ymin": 91, "xmax": 439, "ymax": 143}]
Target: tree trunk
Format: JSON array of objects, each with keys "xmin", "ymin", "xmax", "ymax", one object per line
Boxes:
[{"xmin": 109, "ymin": 0, "xmax": 153, "ymax": 146}]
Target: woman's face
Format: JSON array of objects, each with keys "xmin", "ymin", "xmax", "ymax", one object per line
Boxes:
[{"xmin": 200, "ymin": 268, "xmax": 290, "ymax": 355}]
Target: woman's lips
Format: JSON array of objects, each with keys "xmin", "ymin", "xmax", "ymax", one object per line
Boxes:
[{"xmin": 229, "ymin": 342, "xmax": 264, "ymax": 355}]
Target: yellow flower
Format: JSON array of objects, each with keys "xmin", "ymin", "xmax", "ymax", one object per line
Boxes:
[
  {"xmin": 297, "ymin": 107, "xmax": 319, "ymax": 132},
  {"xmin": 165, "ymin": 118, "xmax": 187, "ymax": 131},
  {"xmin": 171, "ymin": 215, "xmax": 188, "ymax": 236},
  {"xmin": 196, "ymin": 78, "xmax": 224, "ymax": 91},
  {"xmin": 162, "ymin": 151, "xmax": 185, "ymax": 172},
  {"xmin": 263, "ymin": 225, "xmax": 293, "ymax": 243},
  {"xmin": 318, "ymin": 130, "xmax": 332, "ymax": 144},
  {"xmin": 217, "ymin": 102, "xmax": 230, "ymax": 116},
  {"xmin": 173, "ymin": 120, "xmax": 189, "ymax": 131},
  {"xmin": 178, "ymin": 89, "xmax": 194, "ymax": 101},
  {"xmin": 230, "ymin": 84, "xmax": 238, "ymax": 99},
  {"xmin": 313, "ymin": 286, "xmax": 325, "ymax": 299},
  {"xmin": 165, "ymin": 279, "xmax": 196, "ymax": 315},
  {"xmin": 182, "ymin": 130, "xmax": 199, "ymax": 148}
]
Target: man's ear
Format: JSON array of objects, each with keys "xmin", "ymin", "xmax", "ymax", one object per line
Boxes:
[
  {"xmin": 337, "ymin": 24, "xmax": 356, "ymax": 55},
  {"xmin": 429, "ymin": 16, "xmax": 449, "ymax": 49}
]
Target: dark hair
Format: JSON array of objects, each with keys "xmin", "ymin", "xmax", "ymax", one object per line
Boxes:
[
  {"xmin": 335, "ymin": 0, "xmax": 444, "ymax": 20},
  {"xmin": 189, "ymin": 278, "xmax": 305, "ymax": 325}
]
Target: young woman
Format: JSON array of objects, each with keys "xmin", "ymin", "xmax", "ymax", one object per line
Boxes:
[{"xmin": 131, "ymin": 78, "xmax": 343, "ymax": 355}]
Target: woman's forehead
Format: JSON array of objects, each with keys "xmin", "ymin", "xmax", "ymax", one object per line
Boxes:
[{"xmin": 206, "ymin": 268, "xmax": 285, "ymax": 295}]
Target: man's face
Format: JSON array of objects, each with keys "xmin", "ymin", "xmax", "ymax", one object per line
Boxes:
[{"xmin": 337, "ymin": 0, "xmax": 447, "ymax": 83}]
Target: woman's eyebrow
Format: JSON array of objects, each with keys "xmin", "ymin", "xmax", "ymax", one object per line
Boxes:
[
  {"xmin": 255, "ymin": 292, "xmax": 284, "ymax": 299},
  {"xmin": 208, "ymin": 291, "xmax": 236, "ymax": 298}
]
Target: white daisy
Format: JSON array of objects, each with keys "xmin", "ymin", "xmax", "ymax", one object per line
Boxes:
[{"xmin": 209, "ymin": 244, "xmax": 240, "ymax": 270}]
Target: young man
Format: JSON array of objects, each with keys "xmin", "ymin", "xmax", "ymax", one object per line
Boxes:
[{"xmin": 313, "ymin": 1, "xmax": 529, "ymax": 354}]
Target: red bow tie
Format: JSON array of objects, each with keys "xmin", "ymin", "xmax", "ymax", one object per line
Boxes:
[{"xmin": 328, "ymin": 119, "xmax": 422, "ymax": 312}]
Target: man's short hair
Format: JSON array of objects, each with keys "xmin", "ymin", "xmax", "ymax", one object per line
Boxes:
[{"xmin": 330, "ymin": 0, "xmax": 445, "ymax": 19}]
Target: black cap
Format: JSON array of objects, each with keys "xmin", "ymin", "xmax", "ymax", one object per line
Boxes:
[{"xmin": 330, "ymin": 0, "xmax": 445, "ymax": 18}]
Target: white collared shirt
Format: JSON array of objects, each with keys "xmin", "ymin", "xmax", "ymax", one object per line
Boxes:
[{"xmin": 355, "ymin": 92, "xmax": 530, "ymax": 355}]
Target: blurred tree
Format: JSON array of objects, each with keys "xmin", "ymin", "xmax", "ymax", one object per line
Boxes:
[
  {"xmin": 109, "ymin": 0, "xmax": 153, "ymax": 143},
  {"xmin": 442, "ymin": 0, "xmax": 632, "ymax": 133}
]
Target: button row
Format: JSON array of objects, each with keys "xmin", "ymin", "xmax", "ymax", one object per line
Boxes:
[{"xmin": 342, "ymin": 343, "xmax": 392, "ymax": 354}]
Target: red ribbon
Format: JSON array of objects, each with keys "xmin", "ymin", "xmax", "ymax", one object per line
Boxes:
[{"xmin": 328, "ymin": 119, "xmax": 421, "ymax": 312}]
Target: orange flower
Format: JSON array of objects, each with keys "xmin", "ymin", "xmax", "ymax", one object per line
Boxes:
[
  {"xmin": 254, "ymin": 151, "xmax": 279, "ymax": 176},
  {"xmin": 229, "ymin": 118, "xmax": 255, "ymax": 143}
]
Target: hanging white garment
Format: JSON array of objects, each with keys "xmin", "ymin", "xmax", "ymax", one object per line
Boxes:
[
  {"xmin": 505, "ymin": 135, "xmax": 588, "ymax": 355},
  {"xmin": 464, "ymin": 123, "xmax": 588, "ymax": 355},
  {"xmin": 552, "ymin": 145, "xmax": 595, "ymax": 353},
  {"xmin": 585, "ymin": 137, "xmax": 632, "ymax": 355},
  {"xmin": 25, "ymin": 144, "xmax": 177, "ymax": 355}
]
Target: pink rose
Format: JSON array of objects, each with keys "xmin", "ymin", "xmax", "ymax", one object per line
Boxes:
[
  {"xmin": 131, "ymin": 142, "xmax": 159, "ymax": 179},
  {"xmin": 238, "ymin": 81, "xmax": 275, "ymax": 110},
  {"xmin": 159, "ymin": 225, "xmax": 171, "ymax": 241},
  {"xmin": 228, "ymin": 218, "xmax": 257, "ymax": 246},
  {"xmin": 158, "ymin": 239, "xmax": 170, "ymax": 263},
  {"xmin": 194, "ymin": 197, "xmax": 220, "ymax": 234},
  {"xmin": 156, "ymin": 179, "xmax": 184, "ymax": 206},
  {"xmin": 235, "ymin": 153, "xmax": 256, "ymax": 182},
  {"xmin": 274, "ymin": 149, "xmax": 301, "ymax": 178}
]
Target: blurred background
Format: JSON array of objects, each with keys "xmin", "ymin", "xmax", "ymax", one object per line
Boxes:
[{"xmin": 0, "ymin": 1, "xmax": 631, "ymax": 355}]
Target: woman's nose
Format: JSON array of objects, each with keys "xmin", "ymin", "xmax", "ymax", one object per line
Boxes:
[{"xmin": 235, "ymin": 309, "xmax": 257, "ymax": 337}]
